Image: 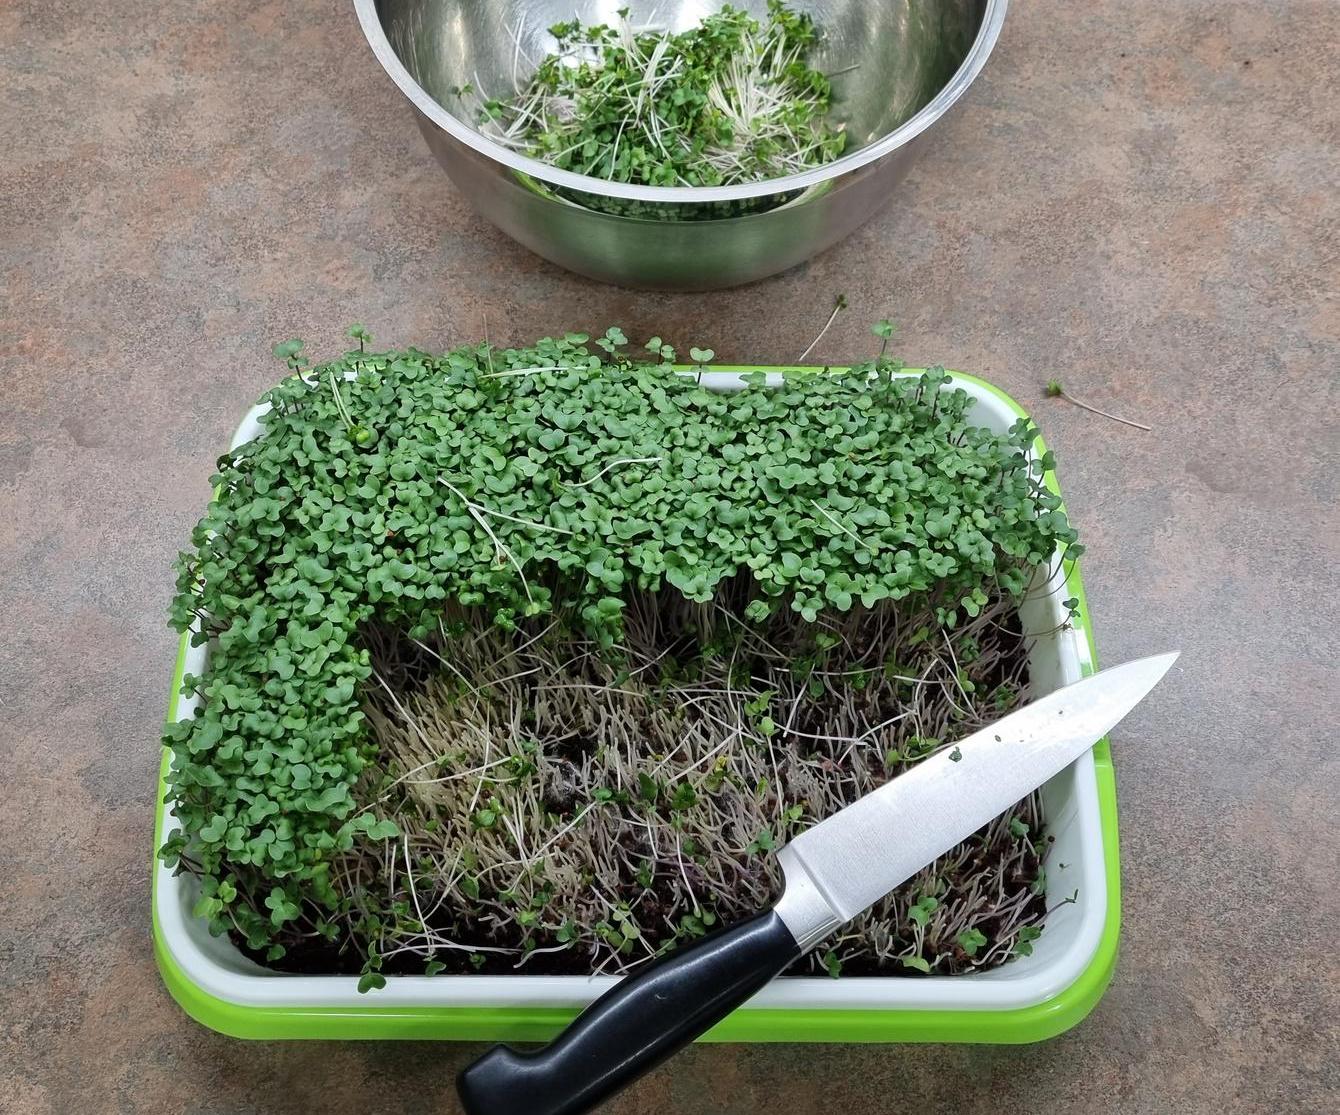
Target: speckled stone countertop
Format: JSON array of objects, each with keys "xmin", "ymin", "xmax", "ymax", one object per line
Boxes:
[{"xmin": 2, "ymin": 1, "xmax": 1336, "ymax": 1111}]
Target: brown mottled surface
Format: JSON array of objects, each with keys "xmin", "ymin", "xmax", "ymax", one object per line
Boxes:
[{"xmin": 2, "ymin": 0, "xmax": 1338, "ymax": 1111}]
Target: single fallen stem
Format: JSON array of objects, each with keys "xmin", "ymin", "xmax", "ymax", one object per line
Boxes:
[
  {"xmin": 797, "ymin": 294, "xmax": 848, "ymax": 362},
  {"xmin": 809, "ymin": 498, "xmax": 873, "ymax": 552},
  {"xmin": 480, "ymin": 365, "xmax": 572, "ymax": 378},
  {"xmin": 567, "ymin": 457, "xmax": 663, "ymax": 488},
  {"xmin": 1045, "ymin": 381, "xmax": 1151, "ymax": 431}
]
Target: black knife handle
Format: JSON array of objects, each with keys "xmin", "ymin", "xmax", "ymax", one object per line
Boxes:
[{"xmin": 457, "ymin": 910, "xmax": 801, "ymax": 1115}]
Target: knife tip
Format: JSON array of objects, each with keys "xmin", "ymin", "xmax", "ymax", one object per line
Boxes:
[{"xmin": 1109, "ymin": 650, "xmax": 1180, "ymax": 698}]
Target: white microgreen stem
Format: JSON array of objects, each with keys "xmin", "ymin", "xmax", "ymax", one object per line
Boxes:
[
  {"xmin": 567, "ymin": 456, "xmax": 663, "ymax": 488},
  {"xmin": 437, "ymin": 477, "xmax": 534, "ymax": 603},
  {"xmin": 1055, "ymin": 389, "xmax": 1152, "ymax": 431},
  {"xmin": 797, "ymin": 295, "xmax": 848, "ymax": 362},
  {"xmin": 326, "ymin": 370, "xmax": 355, "ymax": 431},
  {"xmin": 809, "ymin": 499, "xmax": 874, "ymax": 552},
  {"xmin": 480, "ymin": 365, "xmax": 572, "ymax": 378},
  {"xmin": 437, "ymin": 476, "xmax": 574, "ymax": 535}
]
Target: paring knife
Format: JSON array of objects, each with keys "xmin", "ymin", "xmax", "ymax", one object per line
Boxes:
[{"xmin": 457, "ymin": 652, "xmax": 1178, "ymax": 1115}]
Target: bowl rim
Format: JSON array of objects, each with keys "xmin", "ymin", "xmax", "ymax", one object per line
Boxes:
[{"xmin": 353, "ymin": 0, "xmax": 1010, "ymax": 204}]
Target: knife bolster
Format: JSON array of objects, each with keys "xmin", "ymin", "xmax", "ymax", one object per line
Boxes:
[{"xmin": 774, "ymin": 849, "xmax": 845, "ymax": 951}]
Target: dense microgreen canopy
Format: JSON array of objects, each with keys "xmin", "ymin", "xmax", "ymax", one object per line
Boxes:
[{"xmin": 160, "ymin": 330, "xmax": 1078, "ymax": 967}]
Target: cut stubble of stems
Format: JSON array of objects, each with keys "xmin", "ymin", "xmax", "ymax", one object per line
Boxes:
[{"xmin": 346, "ymin": 586, "xmax": 1051, "ymax": 979}]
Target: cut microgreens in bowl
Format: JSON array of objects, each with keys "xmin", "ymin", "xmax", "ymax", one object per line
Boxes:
[
  {"xmin": 160, "ymin": 327, "xmax": 1085, "ymax": 991},
  {"xmin": 458, "ymin": 2, "xmax": 848, "ymax": 219}
]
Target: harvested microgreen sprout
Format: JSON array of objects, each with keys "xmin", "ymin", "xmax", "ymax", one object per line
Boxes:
[
  {"xmin": 1045, "ymin": 380, "xmax": 1151, "ymax": 432},
  {"xmin": 459, "ymin": 2, "xmax": 848, "ymax": 219}
]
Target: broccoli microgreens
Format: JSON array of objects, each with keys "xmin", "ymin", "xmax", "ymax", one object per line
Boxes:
[
  {"xmin": 162, "ymin": 326, "xmax": 1076, "ymax": 985},
  {"xmin": 871, "ymin": 318, "xmax": 896, "ymax": 358},
  {"xmin": 461, "ymin": 2, "xmax": 849, "ymax": 220}
]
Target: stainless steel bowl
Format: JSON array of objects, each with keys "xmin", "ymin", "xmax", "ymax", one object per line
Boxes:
[{"xmin": 355, "ymin": 0, "xmax": 1007, "ymax": 289}]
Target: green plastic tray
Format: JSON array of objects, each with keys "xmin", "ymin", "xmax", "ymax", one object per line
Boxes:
[{"xmin": 152, "ymin": 367, "xmax": 1118, "ymax": 1042}]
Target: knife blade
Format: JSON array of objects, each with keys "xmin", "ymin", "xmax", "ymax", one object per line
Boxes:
[
  {"xmin": 773, "ymin": 650, "xmax": 1178, "ymax": 948},
  {"xmin": 458, "ymin": 652, "xmax": 1178, "ymax": 1115}
]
